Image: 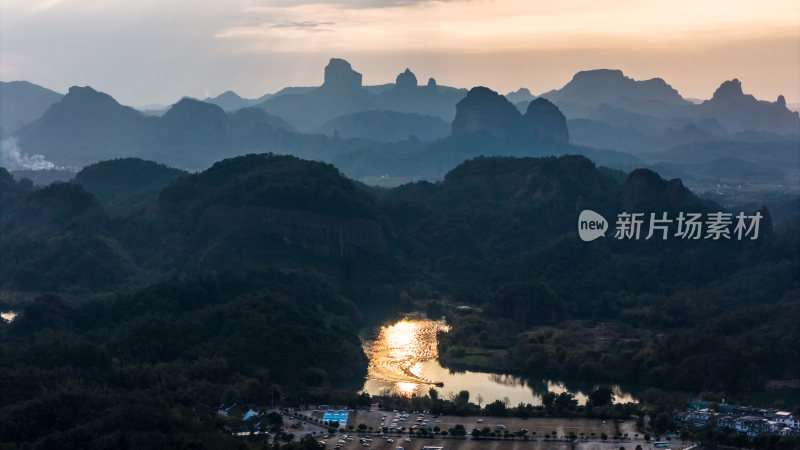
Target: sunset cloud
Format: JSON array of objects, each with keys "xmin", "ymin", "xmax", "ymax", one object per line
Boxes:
[{"xmin": 1, "ymin": 0, "xmax": 797, "ymax": 105}]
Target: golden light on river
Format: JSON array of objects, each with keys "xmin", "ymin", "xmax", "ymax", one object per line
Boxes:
[
  {"xmin": 362, "ymin": 318, "xmax": 638, "ymax": 405},
  {"xmin": 365, "ymin": 319, "xmax": 450, "ymax": 398}
]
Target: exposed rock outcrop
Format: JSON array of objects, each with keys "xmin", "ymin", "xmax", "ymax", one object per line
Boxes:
[
  {"xmin": 698, "ymin": 79, "xmax": 800, "ymax": 134},
  {"xmin": 506, "ymin": 88, "xmax": 534, "ymax": 103},
  {"xmin": 452, "ymin": 87, "xmax": 569, "ymax": 143},
  {"xmin": 395, "ymin": 68, "xmax": 418, "ymax": 90},
  {"xmin": 451, "ymin": 87, "xmax": 522, "ymax": 139},
  {"xmin": 523, "ymin": 98, "xmax": 569, "ymax": 143},
  {"xmin": 542, "ymin": 69, "xmax": 687, "ymax": 106},
  {"xmin": 621, "ymin": 168, "xmax": 688, "ymax": 210},
  {"xmin": 322, "ymin": 58, "xmax": 362, "ymax": 90}
]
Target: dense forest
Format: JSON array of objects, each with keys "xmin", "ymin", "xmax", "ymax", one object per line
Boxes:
[{"xmin": 0, "ymin": 153, "xmax": 798, "ymax": 447}]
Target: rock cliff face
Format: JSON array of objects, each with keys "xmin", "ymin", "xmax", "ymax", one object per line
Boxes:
[
  {"xmin": 698, "ymin": 79, "xmax": 800, "ymax": 134},
  {"xmin": 452, "ymin": 87, "xmax": 569, "ymax": 143},
  {"xmin": 621, "ymin": 168, "xmax": 688, "ymax": 211},
  {"xmin": 451, "ymin": 87, "xmax": 524, "ymax": 138},
  {"xmin": 542, "ymin": 69, "xmax": 687, "ymax": 106},
  {"xmin": 322, "ymin": 58, "xmax": 363, "ymax": 90},
  {"xmin": 395, "ymin": 68, "xmax": 418, "ymax": 90},
  {"xmin": 523, "ymin": 98, "xmax": 569, "ymax": 143}
]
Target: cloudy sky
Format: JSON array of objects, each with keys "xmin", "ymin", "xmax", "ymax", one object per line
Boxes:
[{"xmin": 1, "ymin": 0, "xmax": 798, "ymax": 107}]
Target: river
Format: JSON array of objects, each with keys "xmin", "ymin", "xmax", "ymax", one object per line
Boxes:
[{"xmin": 360, "ymin": 317, "xmax": 639, "ymax": 405}]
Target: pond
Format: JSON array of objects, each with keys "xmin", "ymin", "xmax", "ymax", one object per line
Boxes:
[{"xmin": 360, "ymin": 317, "xmax": 638, "ymax": 405}]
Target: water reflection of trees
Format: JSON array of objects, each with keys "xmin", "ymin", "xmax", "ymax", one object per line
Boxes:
[
  {"xmin": 488, "ymin": 373, "xmax": 525, "ymax": 387},
  {"xmin": 363, "ymin": 318, "xmax": 639, "ymax": 404}
]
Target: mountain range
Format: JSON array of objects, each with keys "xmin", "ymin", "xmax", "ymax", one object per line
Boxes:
[
  {"xmin": 0, "ymin": 81, "xmax": 63, "ymax": 135},
  {"xmin": 1, "ymin": 58, "xmax": 798, "ymax": 203}
]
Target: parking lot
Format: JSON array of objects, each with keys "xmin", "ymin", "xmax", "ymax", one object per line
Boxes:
[
  {"xmin": 302, "ymin": 408, "xmax": 685, "ymax": 449},
  {"xmin": 347, "ymin": 408, "xmax": 625, "ymax": 439}
]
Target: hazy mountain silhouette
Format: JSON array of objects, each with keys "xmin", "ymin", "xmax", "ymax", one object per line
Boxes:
[
  {"xmin": 524, "ymin": 98, "xmax": 569, "ymax": 143},
  {"xmin": 15, "ymin": 88, "xmax": 297, "ymax": 169},
  {"xmin": 15, "ymin": 86, "xmax": 150, "ymax": 166},
  {"xmin": 451, "ymin": 87, "xmax": 523, "ymax": 139},
  {"xmin": 373, "ymin": 68, "xmax": 466, "ymax": 121},
  {"xmin": 451, "ymin": 87, "xmax": 568, "ymax": 143},
  {"xmin": 0, "ymin": 81, "xmax": 64, "ymax": 135},
  {"xmin": 696, "ymin": 79, "xmax": 800, "ymax": 134},
  {"xmin": 314, "ymin": 110, "xmax": 450, "ymax": 142},
  {"xmin": 202, "ymin": 90, "xmax": 272, "ymax": 111},
  {"xmin": 256, "ymin": 59, "xmax": 466, "ymax": 130},
  {"xmin": 506, "ymin": 87, "xmax": 535, "ymax": 104},
  {"xmin": 7, "ymin": 81, "xmax": 642, "ymax": 183},
  {"xmin": 541, "ymin": 69, "xmax": 687, "ymax": 114},
  {"xmin": 6, "ymin": 64, "xmax": 798, "ymax": 197},
  {"xmin": 543, "ymin": 70, "xmax": 799, "ymax": 138},
  {"xmin": 256, "ymin": 58, "xmax": 376, "ymax": 130}
]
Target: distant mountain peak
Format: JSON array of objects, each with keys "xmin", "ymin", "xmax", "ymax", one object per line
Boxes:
[
  {"xmin": 524, "ymin": 98, "xmax": 569, "ymax": 143},
  {"xmin": 62, "ymin": 85, "xmax": 126, "ymax": 109},
  {"xmin": 711, "ymin": 79, "xmax": 744, "ymax": 102},
  {"xmin": 322, "ymin": 58, "xmax": 362, "ymax": 90},
  {"xmin": 67, "ymin": 85, "xmax": 97, "ymax": 95},
  {"xmin": 700, "ymin": 79, "xmax": 799, "ymax": 133},
  {"xmin": 0, "ymin": 80, "xmax": 64, "ymax": 133},
  {"xmin": 505, "ymin": 87, "xmax": 535, "ymax": 103},
  {"xmin": 544, "ymin": 69, "xmax": 686, "ymax": 107},
  {"xmin": 39, "ymin": 85, "xmax": 141, "ymax": 123},
  {"xmin": 452, "ymin": 87, "xmax": 568, "ymax": 143},
  {"xmin": 451, "ymin": 86, "xmax": 522, "ymax": 138},
  {"xmin": 164, "ymin": 97, "xmax": 226, "ymax": 117},
  {"xmin": 216, "ymin": 90, "xmax": 243, "ymax": 99},
  {"xmin": 427, "ymin": 77, "xmax": 437, "ymax": 88},
  {"xmin": 396, "ymin": 68, "xmax": 418, "ymax": 90},
  {"xmin": 571, "ymin": 68, "xmax": 626, "ymax": 83}
]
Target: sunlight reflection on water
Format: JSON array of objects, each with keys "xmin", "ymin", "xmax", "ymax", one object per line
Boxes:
[{"xmin": 361, "ymin": 318, "xmax": 637, "ymax": 405}]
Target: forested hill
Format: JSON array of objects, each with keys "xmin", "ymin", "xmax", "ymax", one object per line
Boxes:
[
  {"xmin": 0, "ymin": 271, "xmax": 367, "ymax": 448},
  {"xmin": 0, "ymin": 152, "xmax": 797, "ymax": 447}
]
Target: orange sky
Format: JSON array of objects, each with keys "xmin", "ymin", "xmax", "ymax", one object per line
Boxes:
[{"xmin": 1, "ymin": 0, "xmax": 798, "ymax": 106}]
